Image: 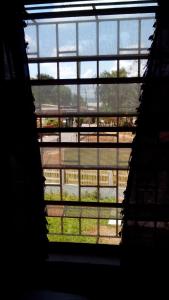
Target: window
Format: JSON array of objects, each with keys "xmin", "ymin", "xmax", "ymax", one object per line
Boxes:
[{"xmin": 25, "ymin": 1, "xmax": 155, "ymax": 245}]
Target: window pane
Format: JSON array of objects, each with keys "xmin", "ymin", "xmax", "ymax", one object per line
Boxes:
[
  {"xmin": 99, "ymin": 61, "xmax": 117, "ymax": 77},
  {"xmin": 78, "ymin": 22, "xmax": 96, "ymax": 55},
  {"xmin": 40, "ymin": 63, "xmax": 57, "ymax": 79},
  {"xmin": 119, "ymin": 60, "xmax": 138, "ymax": 77},
  {"xmin": 99, "ymin": 83, "xmax": 140, "ymax": 113},
  {"xmin": 120, "ymin": 20, "xmax": 138, "ymax": 49},
  {"xmin": 141, "ymin": 19, "xmax": 154, "ymax": 49},
  {"xmin": 59, "ymin": 62, "xmax": 77, "ymax": 79},
  {"xmin": 80, "ymin": 61, "xmax": 97, "ymax": 78},
  {"xmin": 25, "ymin": 25, "xmax": 37, "ymax": 54},
  {"xmin": 29, "ymin": 63, "xmax": 38, "ymax": 79},
  {"xmin": 58, "ymin": 23, "xmax": 76, "ymax": 54},
  {"xmin": 39, "ymin": 24, "xmax": 56, "ymax": 57},
  {"xmin": 99, "ymin": 21, "xmax": 117, "ymax": 54}
]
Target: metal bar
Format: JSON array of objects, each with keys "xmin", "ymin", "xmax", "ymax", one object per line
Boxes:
[
  {"xmin": 25, "ymin": 6, "xmax": 157, "ymax": 20},
  {"xmin": 45, "ymin": 200, "xmax": 122, "ymax": 208},
  {"xmin": 24, "ymin": 0, "xmax": 157, "ymax": 6},
  {"xmin": 42, "ymin": 164, "xmax": 129, "ymax": 170},
  {"xmin": 39, "ymin": 141, "xmax": 132, "ymax": 147},
  {"xmin": 36, "ymin": 112, "xmax": 137, "ymax": 117},
  {"xmin": 31, "ymin": 77, "xmax": 143, "ymax": 85},
  {"xmin": 31, "ymin": 16, "xmax": 155, "ymax": 26},
  {"xmin": 25, "ymin": 1, "xmax": 157, "ymax": 10},
  {"xmin": 37, "ymin": 126, "xmax": 136, "ymax": 133},
  {"xmin": 28, "ymin": 53, "xmax": 149, "ymax": 63}
]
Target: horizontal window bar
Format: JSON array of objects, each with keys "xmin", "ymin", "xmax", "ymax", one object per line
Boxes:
[
  {"xmin": 25, "ymin": 1, "xmax": 157, "ymax": 10},
  {"xmin": 42, "ymin": 165, "xmax": 129, "ymax": 170},
  {"xmin": 31, "ymin": 77, "xmax": 143, "ymax": 85},
  {"xmin": 25, "ymin": 6, "xmax": 157, "ymax": 20},
  {"xmin": 39, "ymin": 142, "xmax": 132, "ymax": 148},
  {"xmin": 28, "ymin": 54, "xmax": 149, "ymax": 63},
  {"xmin": 36, "ymin": 112, "xmax": 137, "ymax": 117},
  {"xmin": 37, "ymin": 126, "xmax": 136, "ymax": 133},
  {"xmin": 46, "ymin": 201, "xmax": 122, "ymax": 208}
]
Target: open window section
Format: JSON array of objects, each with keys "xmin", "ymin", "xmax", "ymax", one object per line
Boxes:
[{"xmin": 25, "ymin": 5, "xmax": 155, "ymax": 245}]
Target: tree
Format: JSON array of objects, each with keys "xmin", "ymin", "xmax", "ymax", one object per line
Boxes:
[
  {"xmin": 99, "ymin": 68, "xmax": 139, "ymax": 114},
  {"xmin": 32, "ymin": 73, "xmax": 85, "ymax": 109}
]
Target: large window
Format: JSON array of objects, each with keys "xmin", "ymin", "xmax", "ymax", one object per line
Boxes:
[{"xmin": 25, "ymin": 1, "xmax": 155, "ymax": 245}]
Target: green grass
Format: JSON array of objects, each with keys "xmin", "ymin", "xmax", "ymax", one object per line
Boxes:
[
  {"xmin": 45, "ymin": 191, "xmax": 116, "ymax": 203},
  {"xmin": 46, "ymin": 212, "xmax": 120, "ymax": 244}
]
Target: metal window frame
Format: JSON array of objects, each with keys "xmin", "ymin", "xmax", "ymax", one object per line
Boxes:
[{"xmin": 25, "ymin": 7, "xmax": 155, "ymax": 245}]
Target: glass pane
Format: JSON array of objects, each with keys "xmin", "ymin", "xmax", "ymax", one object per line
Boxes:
[
  {"xmin": 32, "ymin": 85, "xmax": 59, "ymax": 110},
  {"xmin": 141, "ymin": 19, "xmax": 154, "ymax": 49},
  {"xmin": 41, "ymin": 148, "xmax": 131, "ymax": 168},
  {"xmin": 80, "ymin": 133, "xmax": 97, "ymax": 143},
  {"xmin": 41, "ymin": 148, "xmax": 61, "ymax": 166},
  {"xmin": 119, "ymin": 132, "xmax": 134, "ymax": 143},
  {"xmin": 118, "ymin": 170, "xmax": 128, "ymax": 202},
  {"xmin": 29, "ymin": 63, "xmax": 38, "ymax": 79},
  {"xmin": 59, "ymin": 62, "xmax": 77, "ymax": 79},
  {"xmin": 120, "ymin": 20, "xmax": 138, "ymax": 49},
  {"xmin": 78, "ymin": 22, "xmax": 96, "ymax": 55},
  {"xmin": 119, "ymin": 60, "xmax": 138, "ymax": 77},
  {"xmin": 99, "ymin": 21, "xmax": 117, "ymax": 54},
  {"xmin": 99, "ymin": 83, "xmax": 140, "ymax": 113},
  {"xmin": 58, "ymin": 23, "xmax": 76, "ymax": 53},
  {"xmin": 44, "ymin": 169, "xmax": 60, "ymax": 185},
  {"xmin": 25, "ymin": 25, "xmax": 37, "ymax": 54},
  {"xmin": 80, "ymin": 170, "xmax": 98, "ymax": 186},
  {"xmin": 99, "ymin": 188, "xmax": 116, "ymax": 202},
  {"xmin": 99, "ymin": 61, "xmax": 117, "ymax": 77},
  {"xmin": 40, "ymin": 63, "xmax": 57, "ymax": 79},
  {"xmin": 32, "ymin": 85, "xmax": 78, "ymax": 111},
  {"xmin": 81, "ymin": 187, "xmax": 97, "ymax": 201},
  {"xmin": 140, "ymin": 59, "xmax": 147, "ymax": 76},
  {"xmin": 80, "ymin": 61, "xmax": 97, "ymax": 78},
  {"xmin": 99, "ymin": 170, "xmax": 114, "ymax": 186},
  {"xmin": 80, "ymin": 85, "xmax": 97, "ymax": 112},
  {"xmin": 45, "ymin": 186, "xmax": 61, "ymax": 201},
  {"xmin": 39, "ymin": 24, "xmax": 56, "ymax": 57}
]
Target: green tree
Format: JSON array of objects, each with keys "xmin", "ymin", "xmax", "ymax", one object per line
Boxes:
[
  {"xmin": 32, "ymin": 73, "xmax": 85, "ymax": 109},
  {"xmin": 99, "ymin": 68, "xmax": 139, "ymax": 113}
]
